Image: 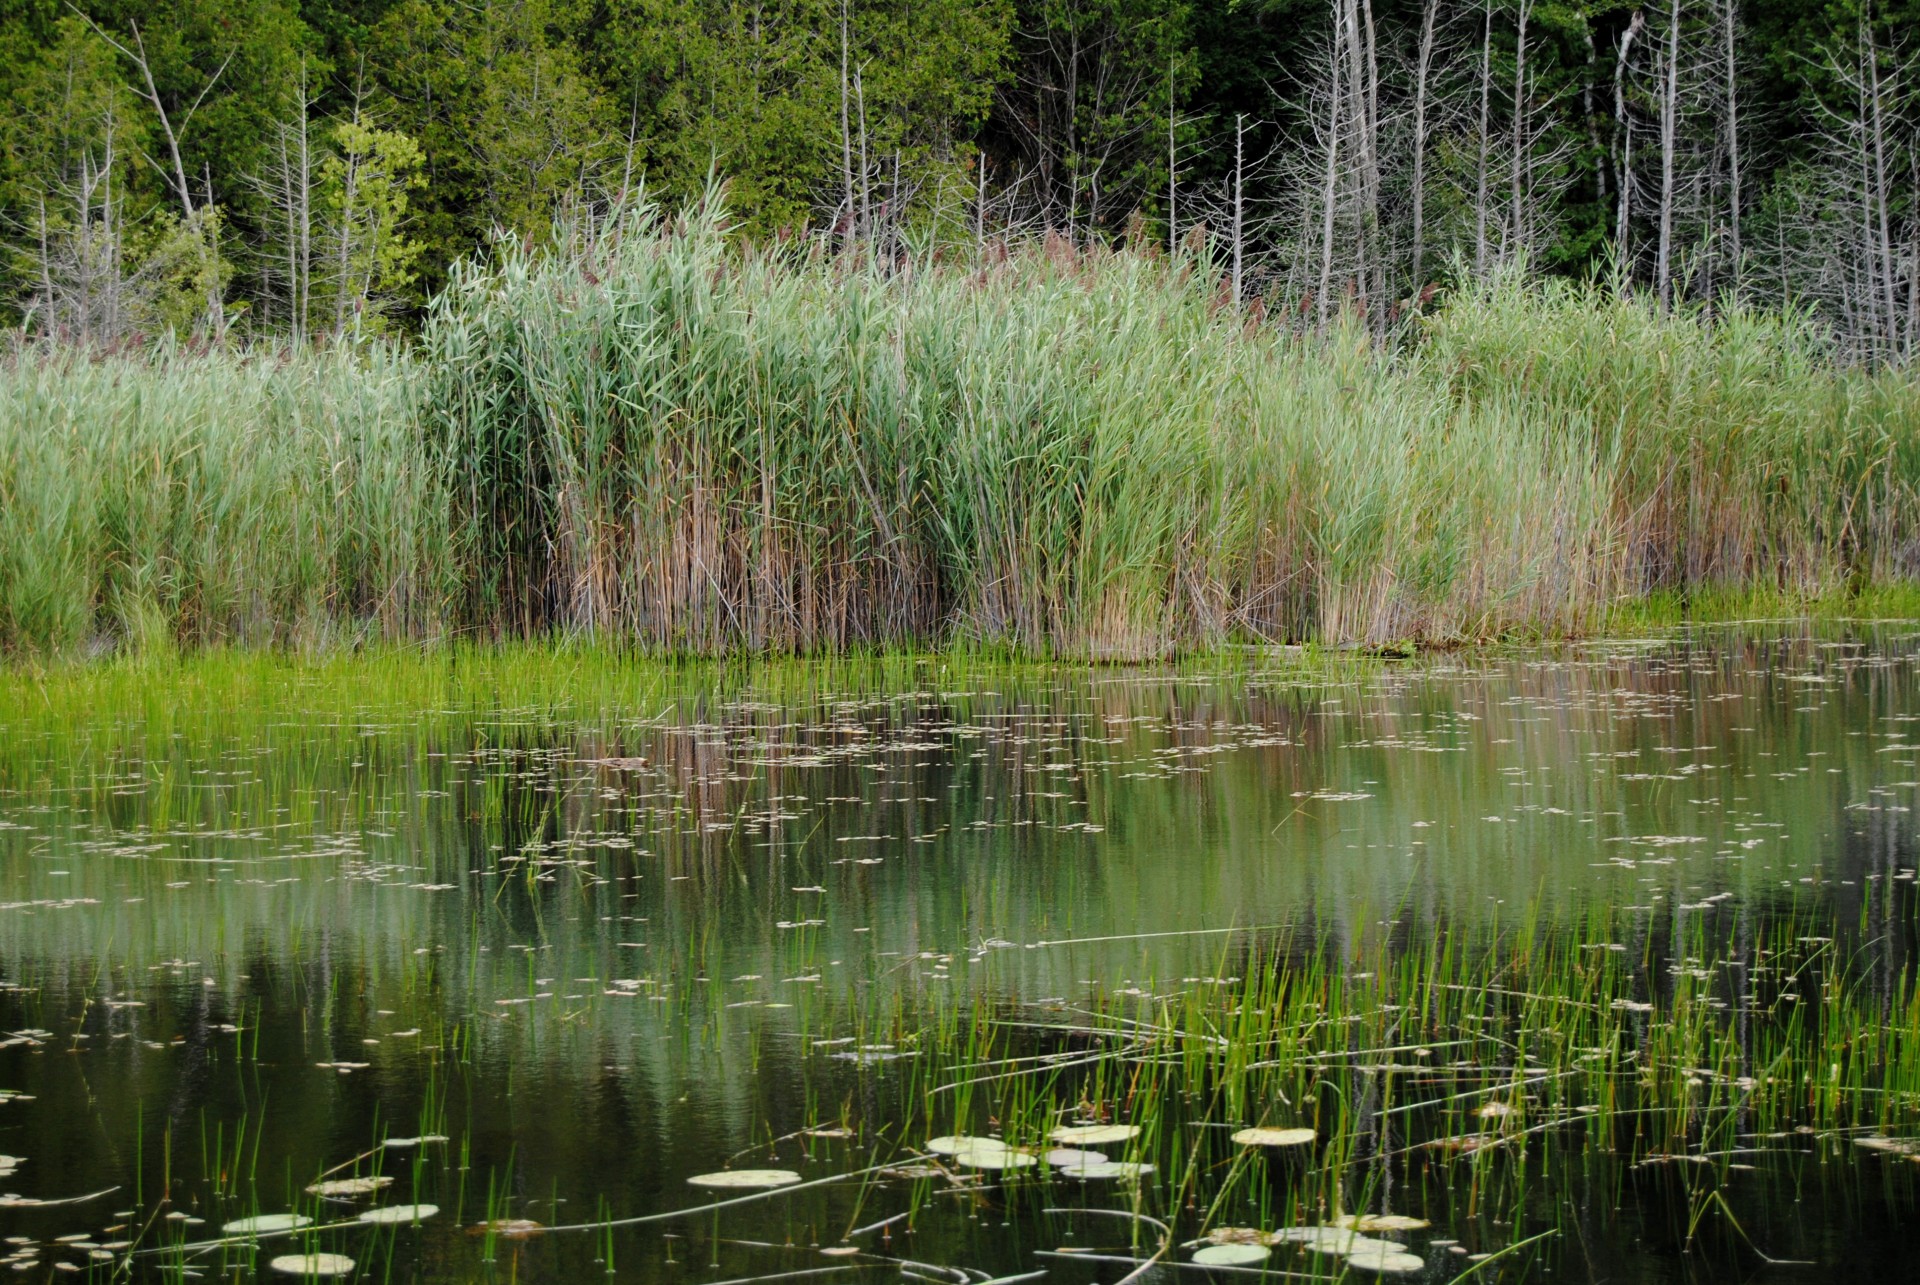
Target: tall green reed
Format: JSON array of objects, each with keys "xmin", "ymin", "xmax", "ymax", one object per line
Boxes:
[{"xmin": 6, "ymin": 196, "xmax": 1919, "ymax": 657}]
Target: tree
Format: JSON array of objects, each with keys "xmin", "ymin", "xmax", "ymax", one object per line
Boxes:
[
  {"xmin": 365, "ymin": 0, "xmax": 615, "ymax": 297},
  {"xmin": 319, "ymin": 114, "xmax": 426, "ymax": 338},
  {"xmin": 993, "ymin": 0, "xmax": 1192, "ymax": 236}
]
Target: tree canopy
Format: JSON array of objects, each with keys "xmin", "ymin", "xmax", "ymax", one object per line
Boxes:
[{"xmin": 1, "ymin": 0, "xmax": 1914, "ymax": 360}]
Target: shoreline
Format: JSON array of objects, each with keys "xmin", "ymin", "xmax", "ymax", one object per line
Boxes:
[{"xmin": 5, "ymin": 590, "xmax": 1918, "ymax": 714}]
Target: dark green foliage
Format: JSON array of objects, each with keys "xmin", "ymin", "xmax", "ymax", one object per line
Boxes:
[{"xmin": 0, "ymin": 0, "xmax": 1912, "ymax": 335}]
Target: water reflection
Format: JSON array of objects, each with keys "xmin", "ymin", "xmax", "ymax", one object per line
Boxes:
[{"xmin": 0, "ymin": 629, "xmax": 1915, "ymax": 1281}]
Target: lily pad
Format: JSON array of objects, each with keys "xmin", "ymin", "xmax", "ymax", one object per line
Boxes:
[
  {"xmin": 268, "ymin": 1254, "xmax": 355, "ymax": 1277},
  {"xmin": 1192, "ymin": 1244, "xmax": 1270, "ymax": 1267},
  {"xmin": 1231, "ymin": 1127, "xmax": 1316, "ymax": 1148},
  {"xmin": 1049, "ymin": 1124, "xmax": 1140, "ymax": 1146},
  {"xmin": 1344, "ymin": 1246, "xmax": 1426, "ymax": 1275},
  {"xmin": 926, "ymin": 1135, "xmax": 1004, "ymax": 1156},
  {"xmin": 1271, "ymin": 1228, "xmax": 1399, "ymax": 1255},
  {"xmin": 951, "ymin": 1146, "xmax": 1037, "ymax": 1170},
  {"xmin": 1044, "ymin": 1148, "xmax": 1109, "ymax": 1167},
  {"xmin": 306, "ymin": 1176, "xmax": 392, "ymax": 1197},
  {"xmin": 1330, "ymin": 1214, "xmax": 1431, "ymax": 1232},
  {"xmin": 224, "ymin": 1214, "xmax": 312, "ymax": 1235},
  {"xmin": 1205, "ymin": 1228, "xmax": 1274, "ymax": 1247},
  {"xmin": 687, "ymin": 1169, "xmax": 803, "ymax": 1189},
  {"xmin": 1854, "ymin": 1136, "xmax": 1920, "ymax": 1156},
  {"xmin": 1056, "ymin": 1160, "xmax": 1155, "ymax": 1181},
  {"xmin": 471, "ymin": 1219, "xmax": 544, "ymax": 1238},
  {"xmin": 357, "ymin": 1204, "xmax": 439, "ymax": 1225},
  {"xmin": 381, "ymin": 1136, "xmax": 449, "ymax": 1150}
]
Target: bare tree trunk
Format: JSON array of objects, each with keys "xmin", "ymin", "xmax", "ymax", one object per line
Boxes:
[
  {"xmin": 1319, "ymin": 26, "xmax": 1344, "ymax": 329},
  {"xmin": 102, "ymin": 141, "xmax": 117, "ymax": 336},
  {"xmin": 889, "ymin": 145, "xmax": 902, "ymax": 260},
  {"xmin": 1508, "ymin": 0, "xmax": 1530, "ymax": 259},
  {"xmin": 333, "ymin": 154, "xmax": 360, "ymax": 339},
  {"xmin": 1862, "ymin": 15, "xmax": 1899, "ymax": 358},
  {"xmin": 33, "ymin": 196, "xmax": 52, "ymax": 336},
  {"xmin": 1064, "ymin": 26, "xmax": 1081, "ymax": 234},
  {"xmin": 1167, "ymin": 58, "xmax": 1177, "ymax": 256},
  {"xmin": 855, "ymin": 66, "xmax": 871, "ymax": 241},
  {"xmin": 1474, "ymin": 0, "xmax": 1492, "ymax": 277},
  {"xmin": 840, "ymin": 0, "xmax": 854, "ymax": 243},
  {"xmin": 1232, "ymin": 112, "xmax": 1246, "ymax": 305},
  {"xmin": 1410, "ymin": 0, "xmax": 1440, "ymax": 295},
  {"xmin": 1909, "ymin": 151, "xmax": 1919, "ymax": 362},
  {"xmin": 975, "ymin": 153, "xmax": 987, "ymax": 252},
  {"xmin": 1360, "ymin": 0, "xmax": 1383, "ymax": 322},
  {"xmin": 1852, "ymin": 47, "xmax": 1880, "ymax": 348},
  {"xmin": 296, "ymin": 92, "xmax": 312, "ymax": 342},
  {"xmin": 290, "ymin": 64, "xmax": 316, "ymax": 342},
  {"xmin": 1720, "ymin": 0, "xmax": 1742, "ymax": 296},
  {"xmin": 331, "ymin": 75, "xmax": 370, "ymax": 339},
  {"xmin": 1585, "ymin": 25, "xmax": 1606, "ymax": 211},
  {"xmin": 101, "ymin": 111, "xmax": 121, "ymax": 336},
  {"xmin": 1334, "ymin": 0, "xmax": 1377, "ymax": 313},
  {"xmin": 1615, "ymin": 9, "xmax": 1644, "ymax": 265},
  {"xmin": 1657, "ymin": 0, "xmax": 1681, "ymax": 309}
]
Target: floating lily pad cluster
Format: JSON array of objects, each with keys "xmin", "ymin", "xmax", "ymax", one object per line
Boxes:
[
  {"xmin": 921, "ymin": 1126, "xmax": 1153, "ymax": 1179},
  {"xmin": 1195, "ymin": 1218, "xmax": 1432, "ymax": 1276}
]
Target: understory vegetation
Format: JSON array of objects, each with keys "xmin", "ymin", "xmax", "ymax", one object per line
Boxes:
[{"xmin": 4, "ymin": 205, "xmax": 1920, "ymax": 658}]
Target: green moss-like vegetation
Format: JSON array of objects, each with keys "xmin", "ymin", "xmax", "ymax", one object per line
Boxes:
[{"xmin": 1604, "ymin": 583, "xmax": 1920, "ymax": 633}]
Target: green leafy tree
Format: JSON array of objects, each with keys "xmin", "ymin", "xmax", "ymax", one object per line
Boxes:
[{"xmin": 319, "ymin": 116, "xmax": 425, "ymax": 336}]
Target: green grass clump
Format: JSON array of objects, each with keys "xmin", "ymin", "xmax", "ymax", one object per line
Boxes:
[
  {"xmin": 0, "ymin": 341, "xmax": 440, "ymax": 653},
  {"xmin": 5, "ymin": 196, "xmax": 1920, "ymax": 658}
]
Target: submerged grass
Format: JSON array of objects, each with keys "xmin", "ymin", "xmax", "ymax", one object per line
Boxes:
[
  {"xmin": 878, "ymin": 899, "xmax": 1920, "ymax": 1259},
  {"xmin": 4, "ymin": 197, "xmax": 1920, "ymax": 658}
]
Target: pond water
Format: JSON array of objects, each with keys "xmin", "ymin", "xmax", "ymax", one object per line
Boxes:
[{"xmin": 0, "ymin": 630, "xmax": 1917, "ymax": 1284}]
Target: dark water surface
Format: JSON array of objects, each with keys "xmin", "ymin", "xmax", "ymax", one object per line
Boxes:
[{"xmin": 0, "ymin": 631, "xmax": 1917, "ymax": 1284}]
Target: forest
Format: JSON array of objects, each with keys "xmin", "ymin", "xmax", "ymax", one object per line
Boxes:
[{"xmin": 1, "ymin": 0, "xmax": 1915, "ymax": 362}]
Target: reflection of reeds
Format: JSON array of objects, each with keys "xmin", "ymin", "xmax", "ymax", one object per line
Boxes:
[
  {"xmin": 5, "ymin": 202, "xmax": 1920, "ymax": 657},
  {"xmin": 4, "ymin": 645, "xmax": 1918, "ymax": 1273}
]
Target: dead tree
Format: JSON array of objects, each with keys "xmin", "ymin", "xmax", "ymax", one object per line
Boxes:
[
  {"xmin": 1409, "ymin": 0, "xmax": 1444, "ymax": 293},
  {"xmin": 249, "ymin": 65, "xmax": 319, "ymax": 342},
  {"xmin": 1614, "ymin": 8, "xmax": 1645, "ymax": 264},
  {"xmin": 73, "ymin": 9, "xmax": 233, "ymax": 339},
  {"xmin": 1718, "ymin": 0, "xmax": 1743, "ymax": 296},
  {"xmin": 1656, "ymin": 0, "xmax": 1682, "ymax": 309},
  {"xmin": 1473, "ymin": 0, "xmax": 1493, "ymax": 276}
]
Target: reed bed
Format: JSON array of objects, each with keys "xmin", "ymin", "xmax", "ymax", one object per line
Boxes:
[
  {"xmin": 0, "ymin": 342, "xmax": 437, "ymax": 652},
  {"xmin": 5, "ymin": 199, "xmax": 1920, "ymax": 657}
]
